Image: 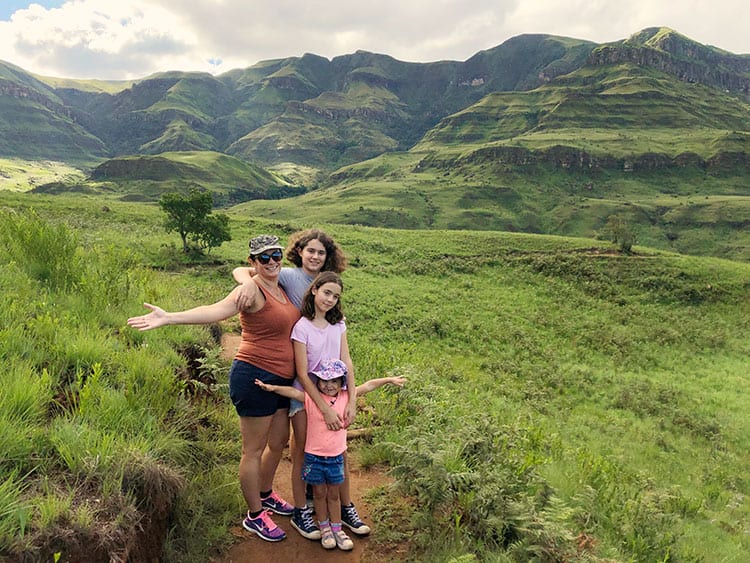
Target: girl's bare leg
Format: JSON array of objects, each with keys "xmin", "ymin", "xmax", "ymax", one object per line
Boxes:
[
  {"xmin": 313, "ymin": 483, "xmax": 329, "ymax": 523},
  {"xmin": 339, "ymin": 450, "xmax": 352, "ymax": 505},
  {"xmin": 290, "ymin": 411, "xmax": 308, "ymax": 507},
  {"xmin": 326, "ymin": 483, "xmax": 342, "ymax": 523}
]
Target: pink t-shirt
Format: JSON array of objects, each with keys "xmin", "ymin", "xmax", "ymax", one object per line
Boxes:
[{"xmin": 304, "ymin": 392, "xmax": 348, "ymax": 456}]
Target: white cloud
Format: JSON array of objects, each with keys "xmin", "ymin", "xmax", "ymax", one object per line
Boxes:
[{"xmin": 0, "ymin": 0, "xmax": 748, "ymax": 80}]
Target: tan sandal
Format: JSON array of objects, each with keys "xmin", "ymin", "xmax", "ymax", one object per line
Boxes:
[
  {"xmin": 333, "ymin": 528, "xmax": 354, "ymax": 551},
  {"xmin": 320, "ymin": 526, "xmax": 336, "ymax": 549}
]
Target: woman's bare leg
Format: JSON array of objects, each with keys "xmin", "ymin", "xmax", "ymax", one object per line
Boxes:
[
  {"xmin": 238, "ymin": 415, "xmax": 273, "ymax": 512},
  {"xmin": 339, "ymin": 450, "xmax": 352, "ymax": 505},
  {"xmin": 259, "ymin": 408, "xmax": 290, "ymax": 492}
]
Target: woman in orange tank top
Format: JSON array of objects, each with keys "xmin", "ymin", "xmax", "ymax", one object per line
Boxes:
[{"xmin": 127, "ymin": 234, "xmax": 301, "ymax": 543}]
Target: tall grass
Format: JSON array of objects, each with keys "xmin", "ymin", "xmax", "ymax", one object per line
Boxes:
[
  {"xmin": 345, "ymin": 239, "xmax": 749, "ymax": 561},
  {"xmin": 1, "ymin": 197, "xmax": 748, "ymax": 561},
  {"xmin": 0, "ymin": 208, "xmax": 82, "ymax": 291},
  {"xmin": 0, "ymin": 208, "xmax": 240, "ymax": 561}
]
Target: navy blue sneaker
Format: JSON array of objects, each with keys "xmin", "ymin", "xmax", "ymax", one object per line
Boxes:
[
  {"xmin": 341, "ymin": 503, "xmax": 371, "ymax": 535},
  {"xmin": 291, "ymin": 507, "xmax": 321, "ymax": 540}
]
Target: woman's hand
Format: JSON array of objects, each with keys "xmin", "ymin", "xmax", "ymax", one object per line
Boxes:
[
  {"xmin": 323, "ymin": 405, "xmax": 344, "ymax": 430},
  {"xmin": 127, "ymin": 303, "xmax": 168, "ymax": 331}
]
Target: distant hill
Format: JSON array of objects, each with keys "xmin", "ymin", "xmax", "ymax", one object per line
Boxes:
[
  {"xmin": 227, "ymin": 29, "xmax": 750, "ymax": 260},
  {"xmin": 0, "ymin": 61, "xmax": 109, "ymax": 163},
  {"xmin": 31, "ymin": 151, "xmax": 301, "ymax": 205}
]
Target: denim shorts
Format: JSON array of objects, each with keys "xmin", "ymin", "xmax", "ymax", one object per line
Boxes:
[
  {"xmin": 228, "ymin": 359, "xmax": 292, "ymax": 417},
  {"xmin": 288, "ymin": 378, "xmax": 305, "ymax": 417},
  {"xmin": 289, "ymin": 397, "xmax": 305, "ymax": 417},
  {"xmin": 302, "ymin": 452, "xmax": 345, "ymax": 485}
]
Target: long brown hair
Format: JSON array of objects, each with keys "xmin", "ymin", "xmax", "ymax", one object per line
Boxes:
[
  {"xmin": 285, "ymin": 229, "xmax": 348, "ymax": 273},
  {"xmin": 300, "ymin": 271, "xmax": 344, "ymax": 324}
]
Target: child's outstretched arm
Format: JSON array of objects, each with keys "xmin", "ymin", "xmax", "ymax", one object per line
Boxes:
[
  {"xmin": 355, "ymin": 376, "xmax": 406, "ymax": 396},
  {"xmin": 254, "ymin": 379, "xmax": 305, "ymax": 402}
]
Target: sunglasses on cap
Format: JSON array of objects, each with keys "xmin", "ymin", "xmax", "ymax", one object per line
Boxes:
[{"xmin": 255, "ymin": 250, "xmax": 283, "ymax": 264}]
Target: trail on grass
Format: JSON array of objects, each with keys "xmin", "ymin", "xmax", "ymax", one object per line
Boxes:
[{"xmin": 210, "ymin": 334, "xmax": 401, "ymax": 563}]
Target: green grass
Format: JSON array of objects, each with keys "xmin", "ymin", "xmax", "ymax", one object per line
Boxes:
[
  {"xmin": 0, "ymin": 192, "xmax": 748, "ymax": 561},
  {"xmin": 0, "ymin": 158, "xmax": 87, "ymax": 192},
  {"xmin": 229, "ymin": 150, "xmax": 750, "ymax": 261}
]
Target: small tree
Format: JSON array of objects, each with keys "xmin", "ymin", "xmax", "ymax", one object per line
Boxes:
[
  {"xmin": 159, "ymin": 189, "xmax": 231, "ymax": 253},
  {"xmin": 192, "ymin": 213, "xmax": 231, "ymax": 253},
  {"xmin": 601, "ymin": 215, "xmax": 637, "ymax": 254}
]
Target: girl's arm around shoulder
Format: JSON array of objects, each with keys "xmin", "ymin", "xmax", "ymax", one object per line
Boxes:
[
  {"xmin": 232, "ymin": 266, "xmax": 256, "ymax": 283},
  {"xmin": 231, "ymin": 270, "xmax": 260, "ymax": 311},
  {"xmin": 254, "ymin": 379, "xmax": 305, "ymax": 402},
  {"xmin": 356, "ymin": 376, "xmax": 407, "ymax": 396}
]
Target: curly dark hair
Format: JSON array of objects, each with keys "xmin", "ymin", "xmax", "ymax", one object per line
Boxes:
[
  {"xmin": 300, "ymin": 271, "xmax": 344, "ymax": 324},
  {"xmin": 285, "ymin": 229, "xmax": 347, "ymax": 273}
]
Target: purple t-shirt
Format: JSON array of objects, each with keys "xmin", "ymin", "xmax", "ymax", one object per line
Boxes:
[{"xmin": 291, "ymin": 317, "xmax": 346, "ymax": 378}]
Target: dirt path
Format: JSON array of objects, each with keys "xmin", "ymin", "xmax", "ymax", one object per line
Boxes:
[
  {"xmin": 213, "ymin": 454, "xmax": 393, "ymax": 563},
  {"xmin": 212, "ymin": 335, "xmax": 400, "ymax": 563}
]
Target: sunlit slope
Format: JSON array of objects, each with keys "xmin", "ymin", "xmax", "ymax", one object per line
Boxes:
[
  {"xmin": 0, "ymin": 61, "xmax": 108, "ymax": 164},
  {"xmin": 31, "ymin": 151, "xmax": 299, "ymax": 204},
  {"xmin": 415, "ymin": 62, "xmax": 750, "ymax": 159}
]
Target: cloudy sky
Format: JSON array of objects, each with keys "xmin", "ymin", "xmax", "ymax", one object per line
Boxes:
[{"xmin": 0, "ymin": 0, "xmax": 748, "ymax": 80}]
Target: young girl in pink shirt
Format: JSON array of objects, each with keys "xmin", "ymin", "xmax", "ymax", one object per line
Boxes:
[{"xmin": 256, "ymin": 359, "xmax": 404, "ymax": 551}]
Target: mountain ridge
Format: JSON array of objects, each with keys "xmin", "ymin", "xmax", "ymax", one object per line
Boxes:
[
  {"xmin": 1, "ymin": 28, "xmax": 748, "ymax": 170},
  {"xmin": 1, "ymin": 27, "xmax": 749, "ymax": 261}
]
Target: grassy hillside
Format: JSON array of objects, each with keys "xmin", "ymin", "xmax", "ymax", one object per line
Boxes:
[
  {"xmin": 0, "ymin": 158, "xmax": 86, "ymax": 192},
  {"xmin": 34, "ymin": 75, "xmax": 133, "ymax": 95},
  {"xmin": 0, "ymin": 191, "xmax": 748, "ymax": 561},
  {"xmin": 230, "ymin": 149, "xmax": 750, "ymax": 261},
  {"xmin": 1, "ymin": 29, "xmax": 748, "ymax": 260},
  {"xmin": 0, "ymin": 95, "xmax": 108, "ymax": 164},
  {"xmin": 30, "ymin": 151, "xmax": 303, "ymax": 205},
  {"xmin": 232, "ymin": 58, "xmax": 750, "ymax": 261},
  {"xmin": 3, "ymin": 36, "xmax": 595, "ymax": 175},
  {"xmin": 0, "ymin": 61, "xmax": 110, "ymax": 165}
]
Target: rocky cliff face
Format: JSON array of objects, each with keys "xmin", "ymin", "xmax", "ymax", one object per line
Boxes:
[
  {"xmin": 0, "ymin": 79, "xmax": 72, "ymax": 118},
  {"xmin": 590, "ymin": 29, "xmax": 750, "ymax": 96},
  {"xmin": 416, "ymin": 145, "xmax": 750, "ymax": 173}
]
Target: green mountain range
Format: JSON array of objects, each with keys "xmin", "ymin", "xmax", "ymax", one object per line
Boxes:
[{"xmin": 1, "ymin": 27, "xmax": 749, "ymax": 259}]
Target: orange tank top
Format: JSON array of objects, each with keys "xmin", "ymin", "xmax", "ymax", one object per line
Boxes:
[{"xmin": 235, "ymin": 285, "xmax": 300, "ymax": 378}]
